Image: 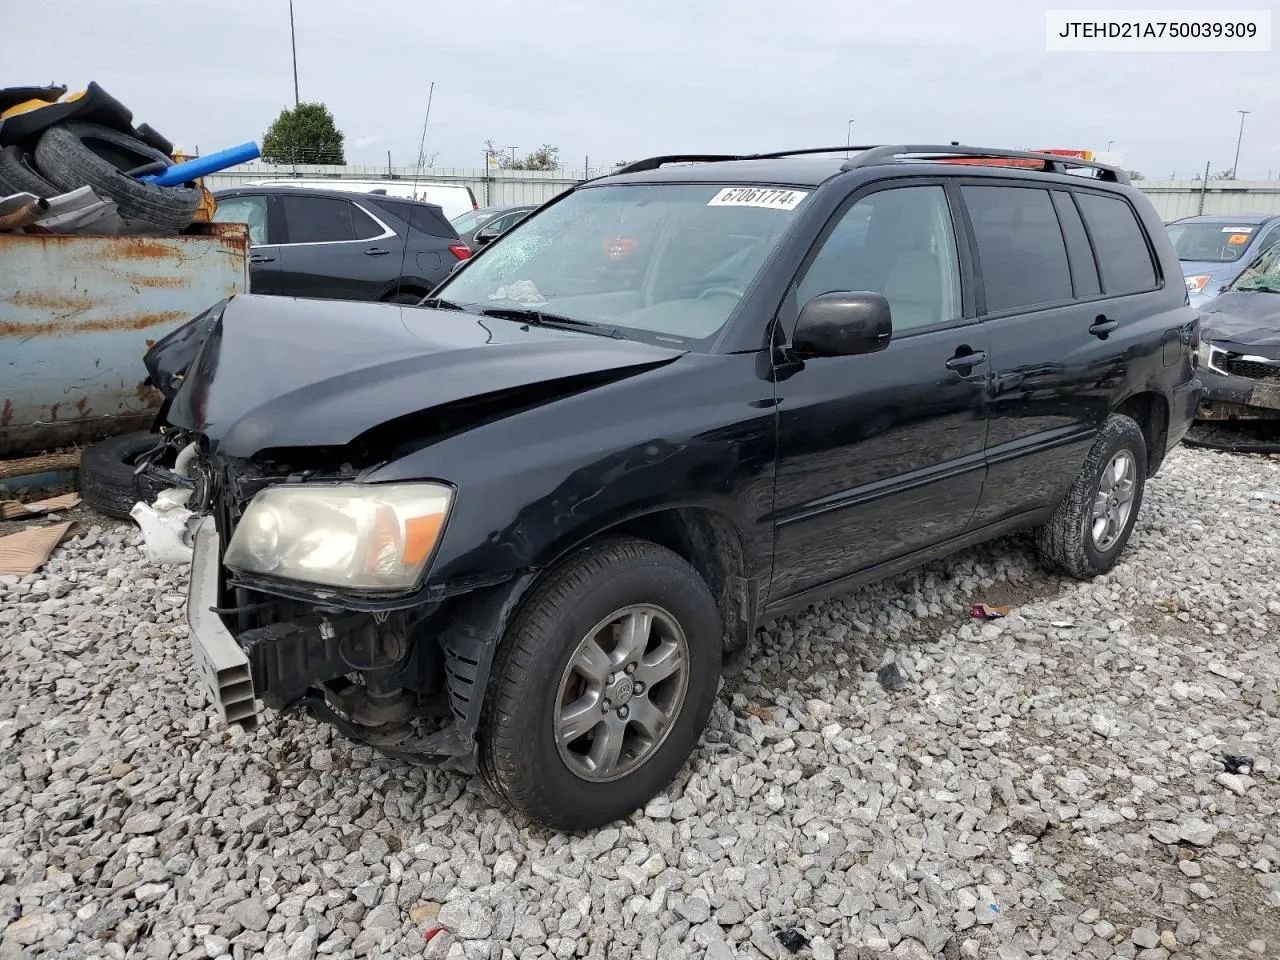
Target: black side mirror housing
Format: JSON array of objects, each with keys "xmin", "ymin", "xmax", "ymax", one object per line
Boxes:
[
  {"xmin": 473, "ymin": 225, "xmax": 500, "ymax": 246},
  {"xmin": 793, "ymin": 291, "xmax": 893, "ymax": 357}
]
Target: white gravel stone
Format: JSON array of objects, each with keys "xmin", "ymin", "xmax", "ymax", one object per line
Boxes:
[
  {"xmin": 2, "ymin": 447, "xmax": 1279, "ymax": 958},
  {"xmin": 1179, "ymin": 819, "xmax": 1219, "ymax": 847}
]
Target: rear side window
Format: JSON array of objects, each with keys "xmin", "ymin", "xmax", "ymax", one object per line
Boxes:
[
  {"xmin": 282, "ymin": 196, "xmax": 355, "ymax": 243},
  {"xmin": 1051, "ymin": 191, "xmax": 1101, "ymax": 298},
  {"xmin": 350, "ymin": 204, "xmax": 385, "ymax": 241},
  {"xmin": 962, "ymin": 185, "xmax": 1072, "ymax": 313},
  {"xmin": 382, "ymin": 200, "xmax": 456, "ymax": 239},
  {"xmin": 1075, "ymin": 193, "xmax": 1158, "ymax": 295}
]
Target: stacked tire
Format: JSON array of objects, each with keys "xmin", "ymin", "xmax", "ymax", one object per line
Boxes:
[
  {"xmin": 79, "ymin": 432, "xmax": 175, "ymax": 521},
  {"xmin": 0, "ymin": 122, "xmax": 199, "ymax": 231}
]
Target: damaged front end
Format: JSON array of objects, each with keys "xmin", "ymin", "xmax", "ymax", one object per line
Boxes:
[
  {"xmin": 151, "ymin": 293, "xmax": 682, "ymax": 767},
  {"xmin": 1196, "ymin": 291, "xmax": 1280, "ymax": 421},
  {"xmin": 1196, "ymin": 341, "xmax": 1280, "ymax": 420},
  {"xmin": 184, "ymin": 452, "xmax": 526, "ymax": 771}
]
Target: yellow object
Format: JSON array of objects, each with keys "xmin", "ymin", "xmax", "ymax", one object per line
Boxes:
[
  {"xmin": 0, "ymin": 87, "xmax": 87, "ymax": 120},
  {"xmin": 173, "ymin": 150, "xmax": 218, "ymax": 222}
]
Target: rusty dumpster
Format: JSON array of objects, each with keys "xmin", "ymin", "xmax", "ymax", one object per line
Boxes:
[{"xmin": 0, "ymin": 222, "xmax": 249, "ymax": 458}]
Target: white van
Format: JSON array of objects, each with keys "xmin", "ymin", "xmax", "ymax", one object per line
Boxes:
[{"xmin": 245, "ymin": 178, "xmax": 478, "ymax": 221}]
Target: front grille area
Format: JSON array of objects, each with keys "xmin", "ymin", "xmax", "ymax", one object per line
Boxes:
[{"xmin": 1220, "ymin": 355, "xmax": 1280, "ymax": 382}]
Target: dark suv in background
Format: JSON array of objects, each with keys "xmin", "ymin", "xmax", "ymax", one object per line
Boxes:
[
  {"xmin": 150, "ymin": 144, "xmax": 1201, "ymax": 831},
  {"xmin": 211, "ymin": 185, "xmax": 471, "ymax": 303}
]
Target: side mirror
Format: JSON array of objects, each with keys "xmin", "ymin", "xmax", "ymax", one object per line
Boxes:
[
  {"xmin": 793, "ymin": 291, "xmax": 893, "ymax": 357},
  {"xmin": 473, "ymin": 225, "xmax": 500, "ymax": 246}
]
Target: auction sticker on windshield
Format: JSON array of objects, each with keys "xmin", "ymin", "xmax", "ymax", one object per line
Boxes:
[{"xmin": 707, "ymin": 187, "xmax": 808, "ymax": 210}]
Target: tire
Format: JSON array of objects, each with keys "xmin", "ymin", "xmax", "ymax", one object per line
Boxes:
[
  {"xmin": 79, "ymin": 432, "xmax": 173, "ymax": 521},
  {"xmin": 481, "ymin": 538, "xmax": 722, "ymax": 831},
  {"xmin": 1035, "ymin": 413, "xmax": 1148, "ymax": 580},
  {"xmin": 34, "ymin": 122, "xmax": 200, "ymax": 230},
  {"xmin": 0, "ymin": 145, "xmax": 61, "ymax": 198}
]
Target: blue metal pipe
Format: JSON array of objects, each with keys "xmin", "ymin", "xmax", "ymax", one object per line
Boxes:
[{"xmin": 141, "ymin": 142, "xmax": 260, "ymax": 186}]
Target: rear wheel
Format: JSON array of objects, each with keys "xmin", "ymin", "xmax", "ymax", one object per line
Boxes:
[
  {"xmin": 1035, "ymin": 413, "xmax": 1147, "ymax": 579},
  {"xmin": 481, "ymin": 538, "xmax": 721, "ymax": 831}
]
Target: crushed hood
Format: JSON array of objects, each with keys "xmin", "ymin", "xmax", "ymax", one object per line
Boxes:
[
  {"xmin": 1199, "ymin": 290, "xmax": 1280, "ymax": 358},
  {"xmin": 158, "ymin": 294, "xmax": 683, "ymax": 458}
]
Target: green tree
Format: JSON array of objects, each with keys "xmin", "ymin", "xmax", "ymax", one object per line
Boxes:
[
  {"xmin": 1126, "ymin": 169, "xmax": 1146, "ymax": 181},
  {"xmin": 261, "ymin": 103, "xmax": 345, "ymax": 164},
  {"xmin": 509, "ymin": 144, "xmax": 561, "ymax": 171}
]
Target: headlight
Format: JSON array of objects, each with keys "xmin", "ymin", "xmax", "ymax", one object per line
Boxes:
[
  {"xmin": 1196, "ymin": 340, "xmax": 1222, "ymax": 372},
  {"xmin": 224, "ymin": 483, "xmax": 453, "ymax": 591},
  {"xmin": 1185, "ymin": 275, "xmax": 1213, "ymax": 295}
]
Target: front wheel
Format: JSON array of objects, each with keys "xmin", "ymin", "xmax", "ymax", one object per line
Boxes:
[
  {"xmin": 1035, "ymin": 413, "xmax": 1148, "ymax": 579},
  {"xmin": 481, "ymin": 538, "xmax": 722, "ymax": 831}
]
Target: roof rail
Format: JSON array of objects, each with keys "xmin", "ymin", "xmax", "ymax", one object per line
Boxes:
[
  {"xmin": 611, "ymin": 154, "xmax": 743, "ymax": 175},
  {"xmin": 841, "ymin": 144, "xmax": 1129, "ymax": 184},
  {"xmin": 740, "ymin": 145, "xmax": 881, "ymax": 160}
]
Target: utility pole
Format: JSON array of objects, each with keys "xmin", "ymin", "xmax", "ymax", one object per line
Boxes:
[
  {"xmin": 1232, "ymin": 109, "xmax": 1250, "ymax": 180},
  {"xmin": 509, "ymin": 146, "xmax": 517, "ymax": 166},
  {"xmin": 288, "ymin": 0, "xmax": 300, "ymax": 107},
  {"xmin": 1198, "ymin": 160, "xmax": 1210, "ymax": 215}
]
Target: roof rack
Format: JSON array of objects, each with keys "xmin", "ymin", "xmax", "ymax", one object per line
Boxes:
[
  {"xmin": 841, "ymin": 144, "xmax": 1129, "ymax": 184},
  {"xmin": 608, "ymin": 145, "xmax": 1129, "ymax": 185}
]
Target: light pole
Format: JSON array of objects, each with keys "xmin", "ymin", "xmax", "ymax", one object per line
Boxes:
[
  {"xmin": 1232, "ymin": 110, "xmax": 1250, "ymax": 179},
  {"xmin": 1107, "ymin": 140, "xmax": 1113, "ymax": 151},
  {"xmin": 847, "ymin": 120, "xmax": 855, "ymax": 147},
  {"xmin": 288, "ymin": 0, "xmax": 299, "ymax": 107}
]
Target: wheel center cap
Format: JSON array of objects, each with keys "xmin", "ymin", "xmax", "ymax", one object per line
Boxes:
[{"xmin": 609, "ymin": 676, "xmax": 635, "ymax": 706}]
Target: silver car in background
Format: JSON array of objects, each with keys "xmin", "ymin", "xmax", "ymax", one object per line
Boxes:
[{"xmin": 1166, "ymin": 214, "xmax": 1280, "ymax": 307}]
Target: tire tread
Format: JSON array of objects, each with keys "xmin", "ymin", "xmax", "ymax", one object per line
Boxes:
[
  {"xmin": 480, "ymin": 537, "xmax": 716, "ymax": 828},
  {"xmin": 1035, "ymin": 413, "xmax": 1147, "ymax": 580}
]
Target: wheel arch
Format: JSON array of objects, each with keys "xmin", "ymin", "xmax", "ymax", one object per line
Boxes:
[
  {"xmin": 377, "ymin": 279, "xmax": 431, "ymax": 302},
  {"xmin": 1113, "ymin": 389, "xmax": 1170, "ymax": 477},
  {"xmin": 490, "ymin": 503, "xmax": 759, "ymax": 673}
]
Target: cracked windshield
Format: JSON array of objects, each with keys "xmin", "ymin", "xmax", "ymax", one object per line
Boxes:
[
  {"xmin": 1233, "ymin": 243, "xmax": 1280, "ymax": 293},
  {"xmin": 439, "ymin": 183, "xmax": 808, "ymax": 343}
]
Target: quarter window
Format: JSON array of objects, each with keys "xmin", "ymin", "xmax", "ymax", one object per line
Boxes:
[
  {"xmin": 350, "ymin": 204, "xmax": 385, "ymax": 241},
  {"xmin": 1075, "ymin": 192, "xmax": 1158, "ymax": 295},
  {"xmin": 797, "ymin": 185, "xmax": 962, "ymax": 332},
  {"xmin": 961, "ymin": 185, "xmax": 1072, "ymax": 313}
]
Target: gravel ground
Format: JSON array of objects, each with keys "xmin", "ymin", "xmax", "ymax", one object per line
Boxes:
[{"xmin": 2, "ymin": 444, "xmax": 1279, "ymax": 960}]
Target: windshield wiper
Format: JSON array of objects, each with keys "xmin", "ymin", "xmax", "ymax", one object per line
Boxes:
[
  {"xmin": 1237, "ymin": 283, "xmax": 1280, "ymax": 294},
  {"xmin": 479, "ymin": 306, "xmax": 628, "ymax": 339}
]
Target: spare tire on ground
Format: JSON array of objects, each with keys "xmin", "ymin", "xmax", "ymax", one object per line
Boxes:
[
  {"xmin": 0, "ymin": 145, "xmax": 61, "ymax": 198},
  {"xmin": 79, "ymin": 432, "xmax": 175, "ymax": 520},
  {"xmin": 34, "ymin": 122, "xmax": 200, "ymax": 230}
]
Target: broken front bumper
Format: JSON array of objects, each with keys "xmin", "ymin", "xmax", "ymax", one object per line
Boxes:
[
  {"xmin": 1197, "ymin": 365, "xmax": 1280, "ymax": 420},
  {"xmin": 187, "ymin": 517, "xmax": 258, "ymax": 729}
]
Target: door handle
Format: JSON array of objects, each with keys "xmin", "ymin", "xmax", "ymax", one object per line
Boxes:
[
  {"xmin": 365, "ymin": 247, "xmax": 391, "ymax": 256},
  {"xmin": 249, "ymin": 254, "xmax": 275, "ymax": 264},
  {"xmin": 946, "ymin": 349, "xmax": 987, "ymax": 371},
  {"xmin": 1090, "ymin": 315, "xmax": 1119, "ymax": 338}
]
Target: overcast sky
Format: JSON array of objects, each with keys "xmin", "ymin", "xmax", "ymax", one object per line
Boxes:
[{"xmin": 6, "ymin": 0, "xmax": 1280, "ymax": 179}]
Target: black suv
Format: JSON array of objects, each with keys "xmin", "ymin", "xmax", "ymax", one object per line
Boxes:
[
  {"xmin": 148, "ymin": 144, "xmax": 1202, "ymax": 831},
  {"xmin": 211, "ymin": 185, "xmax": 470, "ymax": 303}
]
